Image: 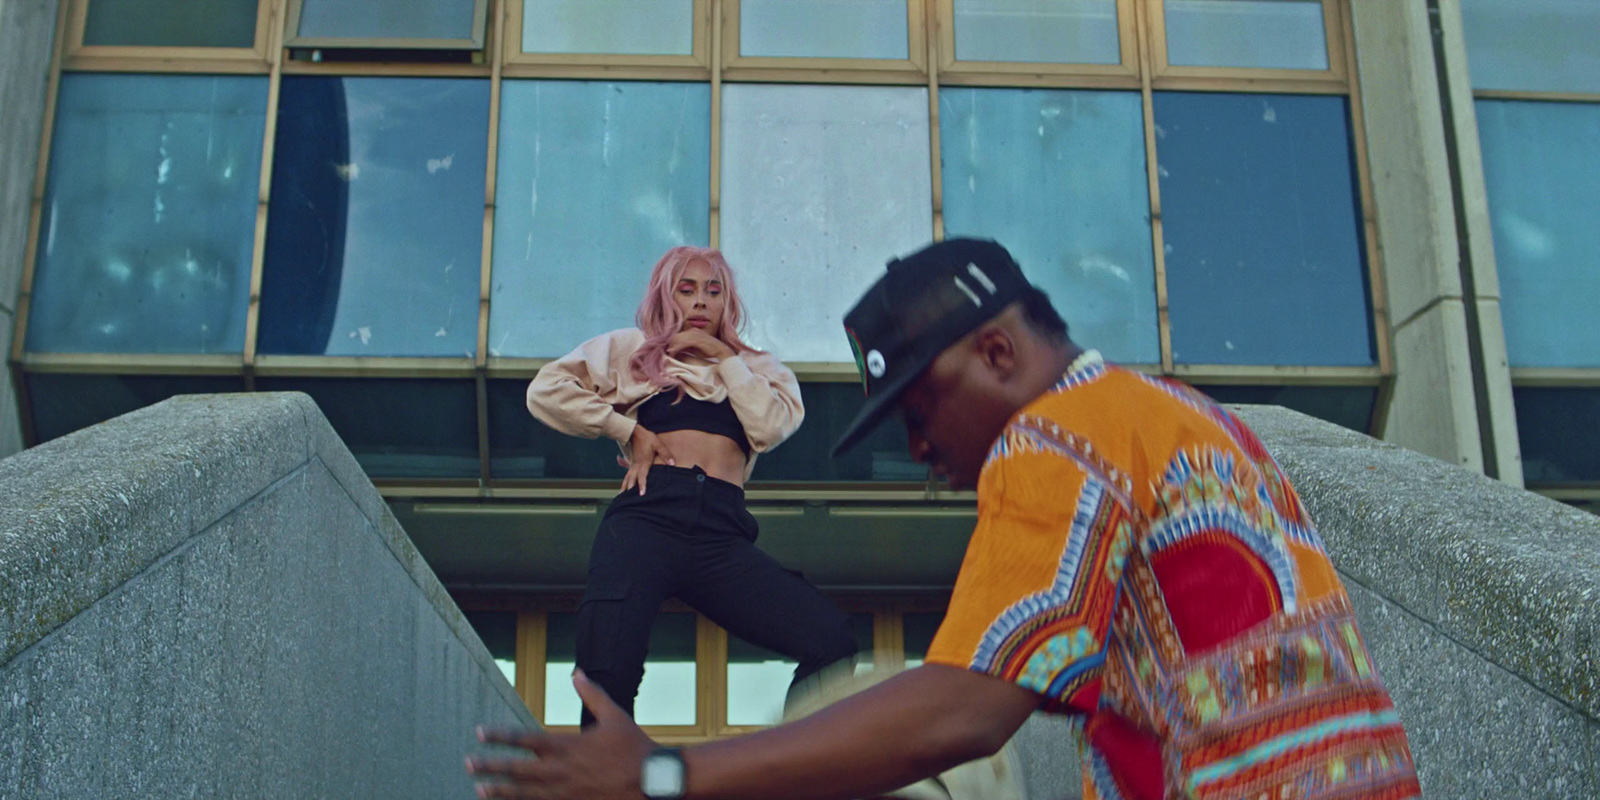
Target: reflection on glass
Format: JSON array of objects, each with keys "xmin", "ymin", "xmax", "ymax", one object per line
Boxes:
[
  {"xmin": 1461, "ymin": 0, "xmax": 1600, "ymax": 94},
  {"xmin": 1191, "ymin": 384, "xmax": 1376, "ymax": 434},
  {"xmin": 488, "ymin": 379, "xmax": 627, "ymax": 479},
  {"xmin": 1164, "ymin": 0, "xmax": 1328, "ymax": 71},
  {"xmin": 253, "ymin": 378, "xmax": 479, "ymax": 478},
  {"xmin": 726, "ymin": 614, "xmax": 871, "ymax": 726},
  {"xmin": 545, "ymin": 612, "xmax": 697, "ymax": 726},
  {"xmin": 295, "ymin": 0, "xmax": 478, "ymax": 41},
  {"xmin": 1154, "ymin": 92, "xmax": 1372, "ymax": 366},
  {"xmin": 720, "ymin": 84, "xmax": 933, "ymax": 363},
  {"xmin": 940, "ymin": 88, "xmax": 1158, "ymax": 364},
  {"xmin": 259, "ymin": 77, "xmax": 488, "ymax": 357},
  {"xmin": 84, "ymin": 0, "xmax": 258, "ymax": 48},
  {"xmin": 25, "ymin": 374, "xmax": 244, "ymax": 445},
  {"xmin": 1514, "ymin": 389, "xmax": 1600, "ymax": 484},
  {"xmin": 490, "ymin": 81, "xmax": 710, "ymax": 358},
  {"xmin": 1474, "ymin": 100, "xmax": 1600, "ymax": 368},
  {"xmin": 739, "ymin": 0, "xmax": 907, "ymax": 59},
  {"xmin": 521, "ymin": 0, "xmax": 694, "ymax": 55},
  {"xmin": 953, "ymin": 0, "xmax": 1119, "ymax": 64},
  {"xmin": 463, "ymin": 611, "xmax": 519, "ymax": 685},
  {"xmin": 749, "ymin": 383, "xmax": 922, "ymax": 482},
  {"xmin": 26, "ymin": 74, "xmax": 266, "ymax": 355},
  {"xmin": 902, "ymin": 612, "xmax": 944, "ymax": 668}
]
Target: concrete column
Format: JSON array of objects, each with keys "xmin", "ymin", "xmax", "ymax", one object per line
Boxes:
[
  {"xmin": 0, "ymin": 0, "xmax": 56, "ymax": 459},
  {"xmin": 1349, "ymin": 0, "xmax": 1522, "ymax": 484}
]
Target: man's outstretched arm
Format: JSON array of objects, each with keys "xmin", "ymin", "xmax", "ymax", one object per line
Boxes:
[{"xmin": 468, "ymin": 663, "xmax": 1041, "ymax": 800}]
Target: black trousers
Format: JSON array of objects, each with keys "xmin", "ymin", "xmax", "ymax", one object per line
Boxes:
[{"xmin": 576, "ymin": 465, "xmax": 857, "ymax": 727}]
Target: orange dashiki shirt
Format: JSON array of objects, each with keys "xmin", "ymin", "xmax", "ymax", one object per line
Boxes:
[{"xmin": 925, "ymin": 351, "xmax": 1419, "ymax": 800}]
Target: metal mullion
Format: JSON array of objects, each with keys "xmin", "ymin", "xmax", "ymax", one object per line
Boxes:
[
  {"xmin": 242, "ymin": 0, "xmax": 288, "ymax": 390},
  {"xmin": 11, "ymin": 0, "xmax": 73, "ymax": 365},
  {"xmin": 709, "ymin": 0, "xmax": 724, "ymax": 248},
  {"xmin": 1472, "ymin": 89, "xmax": 1600, "ymax": 104},
  {"xmin": 1337, "ymin": 0, "xmax": 1392, "ymax": 377},
  {"xmin": 515, "ymin": 610, "xmax": 547, "ymax": 717},
  {"xmin": 1133, "ymin": 0, "xmax": 1173, "ymax": 375},
  {"xmin": 925, "ymin": 0, "xmax": 943, "ymax": 240},
  {"xmin": 701, "ymin": 614, "xmax": 727, "ymax": 737},
  {"xmin": 476, "ymin": 0, "xmax": 508, "ymax": 492},
  {"xmin": 876, "ymin": 610, "xmax": 904, "ymax": 670}
]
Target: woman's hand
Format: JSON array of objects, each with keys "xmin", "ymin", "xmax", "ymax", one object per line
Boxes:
[
  {"xmin": 621, "ymin": 425, "xmax": 676, "ymax": 495},
  {"xmin": 666, "ymin": 329, "xmax": 736, "ymax": 361}
]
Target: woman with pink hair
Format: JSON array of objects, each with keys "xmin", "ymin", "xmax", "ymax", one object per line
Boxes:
[{"xmin": 527, "ymin": 246, "xmax": 857, "ymax": 728}]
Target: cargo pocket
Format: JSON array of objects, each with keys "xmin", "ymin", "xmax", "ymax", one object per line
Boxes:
[{"xmin": 574, "ymin": 579, "xmax": 644, "ymax": 683}]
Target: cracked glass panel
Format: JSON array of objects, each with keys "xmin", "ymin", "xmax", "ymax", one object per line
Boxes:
[
  {"xmin": 26, "ymin": 74, "xmax": 266, "ymax": 354},
  {"xmin": 489, "ymin": 81, "xmax": 710, "ymax": 359},
  {"xmin": 1475, "ymin": 99, "xmax": 1600, "ymax": 368},
  {"xmin": 521, "ymin": 0, "xmax": 695, "ymax": 55},
  {"xmin": 952, "ymin": 0, "xmax": 1120, "ymax": 65},
  {"xmin": 940, "ymin": 87, "xmax": 1158, "ymax": 364},
  {"xmin": 84, "ymin": 0, "xmax": 259, "ymax": 48},
  {"xmin": 1155, "ymin": 92, "xmax": 1372, "ymax": 366},
  {"xmin": 738, "ymin": 0, "xmax": 907, "ymax": 60},
  {"xmin": 1164, "ymin": 0, "xmax": 1328, "ymax": 71},
  {"xmin": 719, "ymin": 84, "xmax": 932, "ymax": 363},
  {"xmin": 259, "ymin": 77, "xmax": 488, "ymax": 357}
]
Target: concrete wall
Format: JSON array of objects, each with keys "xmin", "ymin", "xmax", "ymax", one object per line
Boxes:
[
  {"xmin": 0, "ymin": 392, "xmax": 536, "ymax": 798},
  {"xmin": 0, "ymin": 0, "xmax": 54, "ymax": 460},
  {"xmin": 1234, "ymin": 405, "xmax": 1598, "ymax": 798}
]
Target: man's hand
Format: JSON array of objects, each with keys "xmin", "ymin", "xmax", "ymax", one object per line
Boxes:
[
  {"xmin": 466, "ymin": 671, "xmax": 657, "ymax": 800},
  {"xmin": 622, "ymin": 425, "xmax": 675, "ymax": 495},
  {"xmin": 666, "ymin": 329, "xmax": 736, "ymax": 361}
]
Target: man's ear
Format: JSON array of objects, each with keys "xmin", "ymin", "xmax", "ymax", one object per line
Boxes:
[{"xmin": 973, "ymin": 324, "xmax": 1018, "ymax": 379}]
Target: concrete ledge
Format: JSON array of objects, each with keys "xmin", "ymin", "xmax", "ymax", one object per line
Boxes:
[{"xmin": 0, "ymin": 392, "xmax": 534, "ymax": 797}]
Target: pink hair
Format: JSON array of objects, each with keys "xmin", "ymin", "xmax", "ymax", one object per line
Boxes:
[{"xmin": 629, "ymin": 246, "xmax": 761, "ymax": 388}]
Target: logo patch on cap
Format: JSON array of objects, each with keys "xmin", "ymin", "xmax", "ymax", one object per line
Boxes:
[{"xmin": 866, "ymin": 350, "xmax": 887, "ymax": 379}]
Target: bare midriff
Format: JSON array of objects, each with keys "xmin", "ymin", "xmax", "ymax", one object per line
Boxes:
[{"xmin": 655, "ymin": 429, "xmax": 749, "ymax": 486}]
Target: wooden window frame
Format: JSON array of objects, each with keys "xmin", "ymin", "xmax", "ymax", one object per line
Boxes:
[
  {"xmin": 719, "ymin": 0, "xmax": 929, "ymax": 86},
  {"xmin": 934, "ymin": 0, "xmax": 1140, "ymax": 85},
  {"xmin": 502, "ymin": 0, "xmax": 712, "ymax": 74},
  {"xmin": 283, "ymin": 0, "xmax": 491, "ymax": 52},
  {"xmin": 1147, "ymin": 0, "xmax": 1347, "ymax": 87},
  {"xmin": 62, "ymin": 0, "xmax": 276, "ymax": 73}
]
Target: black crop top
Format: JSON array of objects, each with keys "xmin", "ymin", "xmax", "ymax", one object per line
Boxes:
[{"xmin": 635, "ymin": 392, "xmax": 752, "ymax": 456}]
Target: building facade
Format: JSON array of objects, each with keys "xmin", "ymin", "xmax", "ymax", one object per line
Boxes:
[{"xmin": 0, "ymin": 0, "xmax": 1594, "ymax": 738}]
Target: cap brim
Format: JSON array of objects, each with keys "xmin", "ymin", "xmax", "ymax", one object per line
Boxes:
[{"xmin": 829, "ymin": 357, "xmax": 927, "ymax": 459}]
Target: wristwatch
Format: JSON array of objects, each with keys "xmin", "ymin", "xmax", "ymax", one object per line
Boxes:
[{"xmin": 640, "ymin": 747, "xmax": 687, "ymax": 799}]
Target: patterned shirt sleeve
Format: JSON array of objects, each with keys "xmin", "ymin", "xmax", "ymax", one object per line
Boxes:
[{"xmin": 923, "ymin": 422, "xmax": 1139, "ymax": 714}]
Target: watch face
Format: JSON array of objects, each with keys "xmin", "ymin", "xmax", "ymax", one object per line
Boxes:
[{"xmin": 642, "ymin": 753, "xmax": 685, "ymax": 798}]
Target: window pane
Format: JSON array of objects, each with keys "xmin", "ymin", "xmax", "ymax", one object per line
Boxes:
[
  {"xmin": 739, "ymin": 0, "xmax": 907, "ymax": 60},
  {"xmin": 489, "ymin": 81, "xmax": 710, "ymax": 359},
  {"xmin": 521, "ymin": 0, "xmax": 694, "ymax": 55},
  {"xmin": 26, "ymin": 75, "xmax": 266, "ymax": 355},
  {"xmin": 253, "ymin": 378, "xmax": 479, "ymax": 478},
  {"xmin": 720, "ymin": 84, "xmax": 933, "ymax": 363},
  {"xmin": 463, "ymin": 611, "xmax": 518, "ymax": 685},
  {"xmin": 1461, "ymin": 0, "xmax": 1600, "ymax": 94},
  {"xmin": 1514, "ymin": 389, "xmax": 1600, "ymax": 485},
  {"xmin": 1191, "ymin": 384, "xmax": 1375, "ymax": 434},
  {"xmin": 1475, "ymin": 100, "xmax": 1600, "ymax": 368},
  {"xmin": 726, "ymin": 614, "xmax": 870, "ymax": 725},
  {"xmin": 545, "ymin": 612, "xmax": 698, "ymax": 726},
  {"xmin": 902, "ymin": 612, "xmax": 944, "ymax": 668},
  {"xmin": 487, "ymin": 378, "xmax": 626, "ymax": 479},
  {"xmin": 1154, "ymin": 92, "xmax": 1372, "ymax": 366},
  {"xmin": 294, "ymin": 0, "xmax": 478, "ymax": 41},
  {"xmin": 84, "ymin": 0, "xmax": 258, "ymax": 48},
  {"xmin": 953, "ymin": 0, "xmax": 1119, "ymax": 64},
  {"xmin": 259, "ymin": 77, "xmax": 488, "ymax": 357},
  {"xmin": 749, "ymin": 383, "xmax": 923, "ymax": 482},
  {"xmin": 940, "ymin": 88, "xmax": 1158, "ymax": 364},
  {"xmin": 1164, "ymin": 0, "xmax": 1328, "ymax": 71},
  {"xmin": 26, "ymin": 374, "xmax": 244, "ymax": 445}
]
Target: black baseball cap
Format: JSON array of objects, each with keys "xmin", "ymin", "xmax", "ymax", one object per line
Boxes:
[{"xmin": 832, "ymin": 238, "xmax": 1033, "ymax": 458}]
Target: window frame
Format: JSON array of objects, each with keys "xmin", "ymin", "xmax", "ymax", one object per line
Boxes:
[
  {"xmin": 503, "ymin": 0, "xmax": 712, "ymax": 72},
  {"xmin": 283, "ymin": 0, "xmax": 491, "ymax": 52},
  {"xmin": 1147, "ymin": 0, "xmax": 1347, "ymax": 86},
  {"xmin": 63, "ymin": 0, "xmax": 276, "ymax": 71},
  {"xmin": 719, "ymin": 0, "xmax": 930, "ymax": 85},
  {"xmin": 934, "ymin": 0, "xmax": 1141, "ymax": 83}
]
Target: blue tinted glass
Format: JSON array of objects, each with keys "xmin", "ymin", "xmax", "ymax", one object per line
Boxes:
[
  {"xmin": 1191, "ymin": 384, "xmax": 1376, "ymax": 434},
  {"xmin": 1461, "ymin": 0, "xmax": 1600, "ymax": 94},
  {"xmin": 1475, "ymin": 100, "xmax": 1600, "ymax": 368},
  {"xmin": 489, "ymin": 81, "xmax": 710, "ymax": 358},
  {"xmin": 26, "ymin": 74, "xmax": 266, "ymax": 354},
  {"xmin": 487, "ymin": 378, "xmax": 625, "ymax": 479},
  {"xmin": 940, "ymin": 88, "xmax": 1158, "ymax": 364},
  {"xmin": 254, "ymin": 377, "xmax": 479, "ymax": 478},
  {"xmin": 26, "ymin": 374, "xmax": 246, "ymax": 444},
  {"xmin": 1513, "ymin": 388, "xmax": 1600, "ymax": 484},
  {"xmin": 748, "ymin": 383, "xmax": 922, "ymax": 482},
  {"xmin": 1154, "ymin": 92, "xmax": 1372, "ymax": 366},
  {"xmin": 259, "ymin": 77, "xmax": 488, "ymax": 357}
]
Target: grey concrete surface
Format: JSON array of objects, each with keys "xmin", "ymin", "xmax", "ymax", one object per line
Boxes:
[
  {"xmin": 1234, "ymin": 404, "xmax": 1600, "ymax": 799},
  {"xmin": 0, "ymin": 392, "xmax": 536, "ymax": 799}
]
